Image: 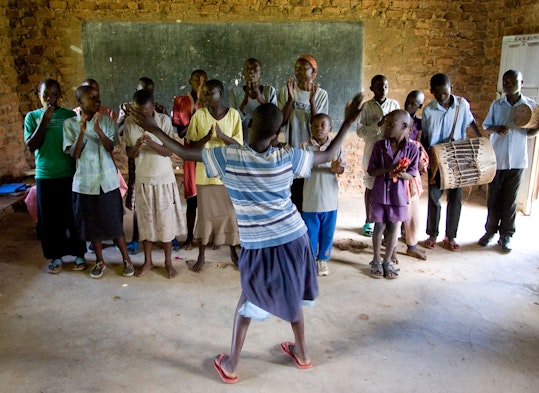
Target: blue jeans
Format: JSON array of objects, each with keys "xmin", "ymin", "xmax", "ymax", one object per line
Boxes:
[{"xmin": 302, "ymin": 210, "xmax": 337, "ymax": 260}]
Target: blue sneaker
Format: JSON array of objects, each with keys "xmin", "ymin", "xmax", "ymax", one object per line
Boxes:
[
  {"xmin": 171, "ymin": 238, "xmax": 181, "ymax": 251},
  {"xmin": 126, "ymin": 241, "xmax": 138, "ymax": 255}
]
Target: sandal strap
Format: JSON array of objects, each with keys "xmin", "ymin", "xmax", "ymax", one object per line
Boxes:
[
  {"xmin": 383, "ymin": 261, "xmax": 399, "ymax": 277},
  {"xmin": 370, "ymin": 260, "xmax": 383, "ymax": 274}
]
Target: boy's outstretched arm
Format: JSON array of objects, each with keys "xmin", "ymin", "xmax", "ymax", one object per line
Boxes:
[
  {"xmin": 312, "ymin": 93, "xmax": 365, "ymax": 166},
  {"xmin": 129, "ymin": 105, "xmax": 203, "ymax": 162}
]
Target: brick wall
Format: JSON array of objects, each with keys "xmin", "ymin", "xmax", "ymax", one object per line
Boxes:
[
  {"xmin": 0, "ymin": 3, "xmax": 27, "ymax": 181},
  {"xmin": 2, "ymin": 0, "xmax": 539, "ymax": 194}
]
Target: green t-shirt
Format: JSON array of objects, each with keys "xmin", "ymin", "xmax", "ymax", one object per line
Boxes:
[{"xmin": 24, "ymin": 107, "xmax": 77, "ymax": 179}]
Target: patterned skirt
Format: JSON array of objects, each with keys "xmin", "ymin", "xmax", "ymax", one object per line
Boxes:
[{"xmin": 135, "ymin": 181, "xmax": 186, "ymax": 243}]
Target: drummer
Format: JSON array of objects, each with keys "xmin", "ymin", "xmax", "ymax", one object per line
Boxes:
[
  {"xmin": 420, "ymin": 73, "xmax": 481, "ymax": 252},
  {"xmin": 478, "ymin": 69, "xmax": 539, "ymax": 253}
]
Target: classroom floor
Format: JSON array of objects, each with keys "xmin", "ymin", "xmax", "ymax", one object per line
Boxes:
[{"xmin": 0, "ymin": 190, "xmax": 538, "ymax": 393}]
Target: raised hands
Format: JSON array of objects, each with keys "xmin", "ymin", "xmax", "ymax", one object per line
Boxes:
[
  {"xmin": 286, "ymin": 77, "xmax": 296, "ymax": 101},
  {"xmin": 344, "ymin": 92, "xmax": 366, "ymax": 124}
]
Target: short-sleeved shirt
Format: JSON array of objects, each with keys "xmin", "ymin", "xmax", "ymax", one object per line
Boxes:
[
  {"xmin": 229, "ymin": 85, "xmax": 277, "ymax": 144},
  {"xmin": 24, "ymin": 107, "xmax": 77, "ymax": 179},
  {"xmin": 123, "ymin": 112, "xmax": 177, "ymax": 185},
  {"xmin": 301, "ymin": 135, "xmax": 345, "ymax": 213},
  {"xmin": 277, "ymin": 86, "xmax": 329, "ymax": 148},
  {"xmin": 482, "ymin": 94, "xmax": 536, "ymax": 170},
  {"xmin": 421, "ymin": 95, "xmax": 475, "ymax": 148},
  {"xmin": 356, "ymin": 98, "xmax": 400, "ymax": 170},
  {"xmin": 201, "ymin": 145, "xmax": 314, "ymax": 249},
  {"xmin": 368, "ymin": 138, "xmax": 420, "ymax": 207},
  {"xmin": 63, "ymin": 114, "xmax": 120, "ymax": 194},
  {"xmin": 186, "ymin": 107, "xmax": 243, "ymax": 186}
]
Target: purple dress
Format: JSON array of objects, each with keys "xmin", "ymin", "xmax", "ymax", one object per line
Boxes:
[{"xmin": 368, "ymin": 138, "xmax": 420, "ymax": 223}]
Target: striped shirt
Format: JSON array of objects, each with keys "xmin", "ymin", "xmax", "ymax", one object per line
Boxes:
[{"xmin": 202, "ymin": 145, "xmax": 314, "ymax": 249}]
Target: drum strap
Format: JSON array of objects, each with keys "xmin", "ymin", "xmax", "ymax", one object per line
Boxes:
[{"xmin": 447, "ymin": 97, "xmax": 462, "ymax": 142}]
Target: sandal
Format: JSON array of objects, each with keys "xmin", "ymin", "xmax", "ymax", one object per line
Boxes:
[
  {"xmin": 422, "ymin": 238, "xmax": 437, "ymax": 249},
  {"xmin": 369, "ymin": 260, "xmax": 384, "ymax": 279},
  {"xmin": 47, "ymin": 259, "xmax": 62, "ymax": 274},
  {"xmin": 362, "ymin": 222, "xmax": 374, "ymax": 237},
  {"xmin": 73, "ymin": 257, "xmax": 88, "ymax": 271},
  {"xmin": 383, "ymin": 261, "xmax": 399, "ymax": 279},
  {"xmin": 441, "ymin": 237, "xmax": 460, "ymax": 252}
]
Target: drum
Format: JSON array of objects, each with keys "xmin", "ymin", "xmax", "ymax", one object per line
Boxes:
[
  {"xmin": 429, "ymin": 137, "xmax": 497, "ymax": 190},
  {"xmin": 512, "ymin": 103, "xmax": 539, "ymax": 129}
]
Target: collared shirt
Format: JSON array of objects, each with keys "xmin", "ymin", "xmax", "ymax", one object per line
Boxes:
[
  {"xmin": 301, "ymin": 135, "xmax": 345, "ymax": 212},
  {"xmin": 63, "ymin": 113, "xmax": 119, "ymax": 194},
  {"xmin": 483, "ymin": 94, "xmax": 536, "ymax": 170},
  {"xmin": 421, "ymin": 95, "xmax": 475, "ymax": 148},
  {"xmin": 368, "ymin": 138, "xmax": 420, "ymax": 207},
  {"xmin": 356, "ymin": 98, "xmax": 400, "ymax": 170},
  {"xmin": 202, "ymin": 145, "xmax": 313, "ymax": 249}
]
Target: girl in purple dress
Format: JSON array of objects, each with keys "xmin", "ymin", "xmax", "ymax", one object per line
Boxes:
[{"xmin": 367, "ymin": 109, "xmax": 420, "ymax": 279}]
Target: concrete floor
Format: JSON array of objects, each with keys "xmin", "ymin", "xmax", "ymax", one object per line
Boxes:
[{"xmin": 0, "ymin": 190, "xmax": 538, "ymax": 393}]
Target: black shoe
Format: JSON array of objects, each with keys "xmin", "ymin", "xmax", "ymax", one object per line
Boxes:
[
  {"xmin": 478, "ymin": 232, "xmax": 495, "ymax": 247},
  {"xmin": 498, "ymin": 235, "xmax": 512, "ymax": 253}
]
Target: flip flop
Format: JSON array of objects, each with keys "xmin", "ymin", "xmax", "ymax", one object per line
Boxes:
[
  {"xmin": 422, "ymin": 238, "xmax": 437, "ymax": 250},
  {"xmin": 213, "ymin": 353, "xmax": 238, "ymax": 384},
  {"xmin": 362, "ymin": 223, "xmax": 374, "ymax": 237},
  {"xmin": 441, "ymin": 238, "xmax": 461, "ymax": 251},
  {"xmin": 280, "ymin": 342, "xmax": 312, "ymax": 369}
]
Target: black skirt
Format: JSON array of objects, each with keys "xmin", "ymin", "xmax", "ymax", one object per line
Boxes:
[{"xmin": 73, "ymin": 188, "xmax": 124, "ymax": 241}]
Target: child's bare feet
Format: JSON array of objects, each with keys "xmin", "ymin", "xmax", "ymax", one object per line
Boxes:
[
  {"xmin": 135, "ymin": 261, "xmax": 154, "ymax": 277},
  {"xmin": 406, "ymin": 247, "xmax": 427, "ymax": 260},
  {"xmin": 391, "ymin": 248, "xmax": 399, "ymax": 264},
  {"xmin": 212, "ymin": 243, "xmax": 221, "ymax": 250},
  {"xmin": 191, "ymin": 256, "xmax": 206, "ymax": 273},
  {"xmin": 165, "ymin": 263, "xmax": 178, "ymax": 278}
]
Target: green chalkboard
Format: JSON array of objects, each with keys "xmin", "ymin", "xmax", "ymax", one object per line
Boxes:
[{"xmin": 82, "ymin": 21, "xmax": 363, "ymax": 128}]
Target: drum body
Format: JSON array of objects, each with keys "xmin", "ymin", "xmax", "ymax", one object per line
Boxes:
[
  {"xmin": 512, "ymin": 103, "xmax": 539, "ymax": 129},
  {"xmin": 429, "ymin": 137, "xmax": 497, "ymax": 190}
]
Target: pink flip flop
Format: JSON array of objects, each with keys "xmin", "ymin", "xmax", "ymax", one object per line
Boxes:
[
  {"xmin": 213, "ymin": 353, "xmax": 238, "ymax": 384},
  {"xmin": 280, "ymin": 342, "xmax": 312, "ymax": 369}
]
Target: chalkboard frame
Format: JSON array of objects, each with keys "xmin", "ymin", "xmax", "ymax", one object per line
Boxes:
[{"xmin": 82, "ymin": 21, "xmax": 363, "ymax": 128}]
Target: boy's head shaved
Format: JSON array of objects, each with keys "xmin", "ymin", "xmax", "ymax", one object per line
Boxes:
[
  {"xmin": 205, "ymin": 79, "xmax": 224, "ymax": 95},
  {"xmin": 133, "ymin": 88, "xmax": 154, "ymax": 106},
  {"xmin": 75, "ymin": 85, "xmax": 95, "ymax": 101},
  {"xmin": 406, "ymin": 90, "xmax": 425, "ymax": 104},
  {"xmin": 251, "ymin": 103, "xmax": 283, "ymax": 140},
  {"xmin": 311, "ymin": 113, "xmax": 331, "ymax": 125},
  {"xmin": 371, "ymin": 74, "xmax": 387, "ymax": 86},
  {"xmin": 503, "ymin": 69, "xmax": 523, "ymax": 80},
  {"xmin": 430, "ymin": 73, "xmax": 451, "ymax": 88}
]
